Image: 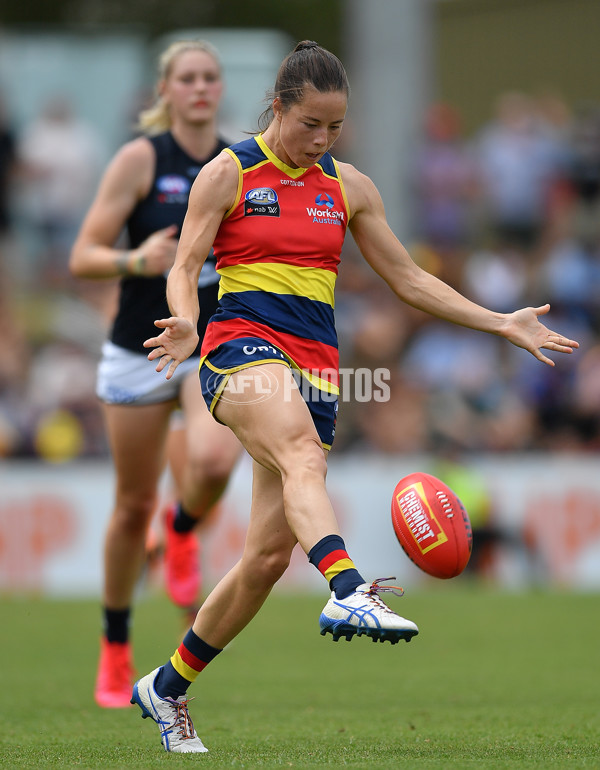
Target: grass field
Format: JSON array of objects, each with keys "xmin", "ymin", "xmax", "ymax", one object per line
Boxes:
[{"xmin": 1, "ymin": 584, "xmax": 598, "ymax": 769}]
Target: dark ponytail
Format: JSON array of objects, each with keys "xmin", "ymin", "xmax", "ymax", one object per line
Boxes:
[{"xmin": 258, "ymin": 40, "xmax": 349, "ymax": 130}]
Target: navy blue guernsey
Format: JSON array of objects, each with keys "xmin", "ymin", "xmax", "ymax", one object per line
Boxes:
[{"xmin": 110, "ymin": 131, "xmax": 228, "ymax": 354}]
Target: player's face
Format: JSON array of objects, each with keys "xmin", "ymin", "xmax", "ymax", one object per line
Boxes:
[
  {"xmin": 274, "ymin": 87, "xmax": 347, "ymax": 168},
  {"xmin": 162, "ymin": 50, "xmax": 223, "ymax": 126}
]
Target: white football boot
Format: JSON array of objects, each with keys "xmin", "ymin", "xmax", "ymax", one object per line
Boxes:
[
  {"xmin": 131, "ymin": 667, "xmax": 208, "ymax": 753},
  {"xmin": 319, "ymin": 578, "xmax": 419, "ymax": 644}
]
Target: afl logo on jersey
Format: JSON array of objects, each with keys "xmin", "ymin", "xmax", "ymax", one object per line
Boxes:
[
  {"xmin": 156, "ymin": 174, "xmax": 191, "ymax": 204},
  {"xmin": 157, "ymin": 175, "xmax": 190, "ymax": 194},
  {"xmin": 244, "ymin": 187, "xmax": 280, "ymax": 217}
]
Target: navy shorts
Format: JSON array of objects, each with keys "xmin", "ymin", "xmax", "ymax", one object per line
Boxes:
[{"xmin": 199, "ymin": 337, "xmax": 338, "ymax": 450}]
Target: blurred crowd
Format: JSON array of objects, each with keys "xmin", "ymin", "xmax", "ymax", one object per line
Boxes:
[
  {"xmin": 1, "ymin": 88, "xmax": 600, "ymax": 462},
  {"xmin": 335, "ymin": 91, "xmax": 600, "ymax": 456}
]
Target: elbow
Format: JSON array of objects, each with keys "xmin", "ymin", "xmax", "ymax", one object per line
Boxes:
[
  {"xmin": 69, "ymin": 240, "xmax": 97, "ymax": 278},
  {"xmin": 68, "ymin": 249, "xmax": 85, "ymax": 278}
]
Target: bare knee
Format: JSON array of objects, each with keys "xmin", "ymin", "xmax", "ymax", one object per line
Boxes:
[
  {"xmin": 281, "ymin": 437, "xmax": 327, "ymax": 490},
  {"xmin": 186, "ymin": 446, "xmax": 236, "ymax": 488},
  {"xmin": 259, "ymin": 548, "xmax": 292, "ymax": 585},
  {"xmin": 110, "ymin": 492, "xmax": 157, "ymax": 537},
  {"xmin": 243, "ymin": 544, "xmax": 293, "ymax": 592}
]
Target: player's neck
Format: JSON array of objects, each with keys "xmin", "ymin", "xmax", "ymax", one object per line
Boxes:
[{"xmin": 170, "ymin": 120, "xmax": 219, "ymax": 162}]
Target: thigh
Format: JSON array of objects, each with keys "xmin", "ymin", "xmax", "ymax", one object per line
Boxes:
[
  {"xmin": 200, "ymin": 337, "xmax": 337, "ymax": 453},
  {"xmin": 214, "ymin": 363, "xmax": 324, "ymax": 477},
  {"xmin": 103, "ymin": 401, "xmax": 174, "ymax": 500},
  {"xmin": 179, "ymin": 370, "xmax": 243, "ymax": 469}
]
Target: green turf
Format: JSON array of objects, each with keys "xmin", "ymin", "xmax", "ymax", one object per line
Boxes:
[{"xmin": 1, "ymin": 584, "xmax": 598, "ymax": 768}]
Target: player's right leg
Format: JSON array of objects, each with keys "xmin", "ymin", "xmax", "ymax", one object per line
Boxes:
[
  {"xmin": 214, "ymin": 363, "xmax": 418, "ymax": 644},
  {"xmin": 96, "ymin": 399, "xmax": 173, "ymax": 708}
]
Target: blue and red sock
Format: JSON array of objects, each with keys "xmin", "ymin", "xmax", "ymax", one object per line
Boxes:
[
  {"xmin": 308, "ymin": 534, "xmax": 364, "ymax": 599},
  {"xmin": 154, "ymin": 628, "xmax": 222, "ymax": 699}
]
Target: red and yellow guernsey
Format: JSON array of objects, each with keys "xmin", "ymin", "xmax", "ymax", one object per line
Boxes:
[{"xmin": 200, "ymin": 133, "xmax": 350, "ymax": 394}]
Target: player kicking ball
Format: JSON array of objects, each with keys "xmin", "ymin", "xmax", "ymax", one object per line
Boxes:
[{"xmin": 132, "ymin": 41, "xmax": 578, "ymax": 753}]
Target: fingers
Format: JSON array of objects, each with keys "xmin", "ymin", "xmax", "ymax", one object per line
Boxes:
[
  {"xmin": 535, "ymin": 330, "xmax": 580, "ymax": 365},
  {"xmin": 153, "ymin": 317, "xmax": 177, "ymax": 329},
  {"xmin": 532, "ymin": 348, "xmax": 555, "ymax": 367},
  {"xmin": 543, "ymin": 342, "xmax": 575, "ymax": 354},
  {"xmin": 146, "ymin": 346, "xmax": 171, "ymax": 363},
  {"xmin": 154, "ymin": 354, "xmax": 178, "ymax": 379},
  {"xmin": 546, "ymin": 332, "xmax": 579, "ymax": 350},
  {"xmin": 143, "ymin": 335, "xmax": 162, "ymax": 348},
  {"xmin": 166, "ymin": 360, "xmax": 180, "ymax": 380},
  {"xmin": 542, "ymin": 331, "xmax": 580, "ymax": 353},
  {"xmin": 153, "ymin": 353, "xmax": 178, "ymax": 377},
  {"xmin": 148, "ymin": 224, "xmax": 178, "ymax": 241}
]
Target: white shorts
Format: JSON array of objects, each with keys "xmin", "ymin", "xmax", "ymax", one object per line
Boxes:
[{"xmin": 96, "ymin": 341, "xmax": 201, "ymax": 406}]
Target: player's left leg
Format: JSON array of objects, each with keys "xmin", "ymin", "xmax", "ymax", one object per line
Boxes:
[{"xmin": 132, "ymin": 459, "xmax": 295, "ymax": 752}]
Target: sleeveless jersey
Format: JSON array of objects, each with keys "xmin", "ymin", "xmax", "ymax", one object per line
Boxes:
[
  {"xmin": 201, "ymin": 134, "xmax": 350, "ymax": 391},
  {"xmin": 110, "ymin": 131, "xmax": 228, "ymax": 354}
]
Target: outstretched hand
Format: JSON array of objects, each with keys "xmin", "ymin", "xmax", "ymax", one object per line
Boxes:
[
  {"xmin": 501, "ymin": 304, "xmax": 579, "ymax": 365},
  {"xmin": 143, "ymin": 317, "xmax": 199, "ymax": 379}
]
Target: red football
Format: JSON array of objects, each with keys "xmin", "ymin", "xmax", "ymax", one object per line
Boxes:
[{"xmin": 391, "ymin": 472, "xmax": 472, "ymax": 579}]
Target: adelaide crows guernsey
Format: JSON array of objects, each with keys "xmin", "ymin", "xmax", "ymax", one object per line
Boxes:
[
  {"xmin": 201, "ymin": 134, "xmax": 350, "ymax": 392},
  {"xmin": 110, "ymin": 131, "xmax": 228, "ymax": 354}
]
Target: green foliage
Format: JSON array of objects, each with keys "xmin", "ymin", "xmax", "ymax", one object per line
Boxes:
[
  {"xmin": 0, "ymin": 1, "xmax": 344, "ymax": 57},
  {"xmin": 1, "ymin": 586, "xmax": 599, "ymax": 768}
]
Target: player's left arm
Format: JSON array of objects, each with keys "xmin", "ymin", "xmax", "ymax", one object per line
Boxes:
[{"xmin": 341, "ymin": 162, "xmax": 579, "ymax": 366}]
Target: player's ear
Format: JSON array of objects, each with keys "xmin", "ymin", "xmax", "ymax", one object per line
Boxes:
[{"xmin": 272, "ymin": 97, "xmax": 283, "ymax": 121}]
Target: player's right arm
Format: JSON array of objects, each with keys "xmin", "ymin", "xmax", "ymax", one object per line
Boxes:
[
  {"xmin": 69, "ymin": 138, "xmax": 178, "ymax": 279},
  {"xmin": 144, "ymin": 151, "xmax": 239, "ymax": 379}
]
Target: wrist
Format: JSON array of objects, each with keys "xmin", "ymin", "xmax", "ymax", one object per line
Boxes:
[
  {"xmin": 488, "ymin": 311, "xmax": 509, "ymax": 337},
  {"xmin": 115, "ymin": 250, "xmax": 145, "ymax": 276},
  {"xmin": 130, "ymin": 250, "xmax": 146, "ymax": 275},
  {"xmin": 115, "ymin": 250, "xmax": 130, "ymax": 275}
]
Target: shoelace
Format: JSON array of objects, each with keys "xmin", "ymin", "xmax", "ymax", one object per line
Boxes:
[
  {"xmin": 168, "ymin": 697, "xmax": 197, "ymax": 740},
  {"xmin": 366, "ymin": 577, "xmax": 404, "ymax": 612}
]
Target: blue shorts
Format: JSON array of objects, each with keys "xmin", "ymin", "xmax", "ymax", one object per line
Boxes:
[{"xmin": 199, "ymin": 337, "xmax": 338, "ymax": 450}]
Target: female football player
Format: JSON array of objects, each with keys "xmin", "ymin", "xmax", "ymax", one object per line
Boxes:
[
  {"xmin": 134, "ymin": 40, "xmax": 578, "ymax": 752},
  {"xmin": 69, "ymin": 39, "xmax": 242, "ymax": 709}
]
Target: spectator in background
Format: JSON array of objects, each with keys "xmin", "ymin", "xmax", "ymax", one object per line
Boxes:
[
  {"xmin": 0, "ymin": 284, "xmax": 31, "ymax": 457},
  {"xmin": 413, "ymin": 102, "xmax": 478, "ymax": 253},
  {"xmin": 0, "ymin": 91, "xmax": 16, "ymax": 243},
  {"xmin": 17, "ymin": 94, "xmax": 105, "ymax": 285},
  {"xmin": 549, "ymin": 102, "xmax": 600, "ymax": 264},
  {"xmin": 0, "ymin": 90, "xmax": 18, "ymax": 291},
  {"xmin": 474, "ymin": 90, "xmax": 567, "ymax": 256}
]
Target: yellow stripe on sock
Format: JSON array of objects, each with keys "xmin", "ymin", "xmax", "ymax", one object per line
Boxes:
[
  {"xmin": 324, "ymin": 558, "xmax": 355, "ymax": 583},
  {"xmin": 171, "ymin": 650, "xmax": 199, "ymax": 683}
]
